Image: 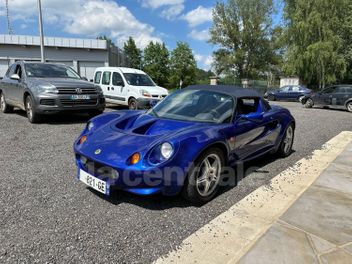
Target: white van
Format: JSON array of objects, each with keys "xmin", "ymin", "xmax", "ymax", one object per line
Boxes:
[{"xmin": 93, "ymin": 67, "xmax": 168, "ymax": 109}]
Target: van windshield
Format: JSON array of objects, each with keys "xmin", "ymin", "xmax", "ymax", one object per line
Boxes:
[{"xmin": 123, "ymin": 73, "xmax": 155, "ymax": 86}]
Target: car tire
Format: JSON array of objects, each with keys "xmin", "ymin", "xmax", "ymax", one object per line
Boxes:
[
  {"xmin": 346, "ymin": 101, "xmax": 352, "ymax": 113},
  {"xmin": 182, "ymin": 148, "xmax": 225, "ymax": 204},
  {"xmin": 0, "ymin": 92, "xmax": 14, "ymax": 113},
  {"xmin": 268, "ymin": 94, "xmax": 276, "ymax": 101},
  {"xmin": 277, "ymin": 124, "xmax": 294, "ymax": 157},
  {"xmin": 128, "ymin": 98, "xmax": 138, "ymax": 110},
  {"xmin": 25, "ymin": 95, "xmax": 41, "ymax": 123},
  {"xmin": 304, "ymin": 98, "xmax": 314, "ymax": 108}
]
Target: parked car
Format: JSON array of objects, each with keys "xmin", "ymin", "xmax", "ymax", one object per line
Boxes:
[
  {"xmin": 74, "ymin": 85, "xmax": 295, "ymax": 204},
  {"xmin": 265, "ymin": 85, "xmax": 312, "ymax": 102},
  {"xmin": 301, "ymin": 85, "xmax": 352, "ymax": 112},
  {"xmin": 93, "ymin": 67, "xmax": 168, "ymax": 110},
  {"xmin": 0, "ymin": 61, "xmax": 105, "ymax": 123}
]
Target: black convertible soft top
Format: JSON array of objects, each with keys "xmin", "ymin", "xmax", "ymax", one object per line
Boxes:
[{"xmin": 185, "ymin": 85, "xmax": 261, "ymax": 98}]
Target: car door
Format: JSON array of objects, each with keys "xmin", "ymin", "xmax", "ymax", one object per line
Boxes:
[
  {"xmin": 277, "ymin": 86, "xmax": 290, "ymax": 100},
  {"xmin": 5, "ymin": 63, "xmax": 22, "ymax": 103},
  {"xmin": 100, "ymin": 71, "xmax": 113, "ymax": 100},
  {"xmin": 316, "ymin": 86, "xmax": 336, "ymax": 106},
  {"xmin": 232, "ymin": 98, "xmax": 277, "ymax": 160},
  {"xmin": 332, "ymin": 87, "xmax": 349, "ymax": 108},
  {"xmin": 290, "ymin": 86, "xmax": 301, "ymax": 100},
  {"xmin": 110, "ymin": 71, "xmax": 127, "ymax": 102},
  {"xmin": 13, "ymin": 64, "xmax": 25, "ymax": 105}
]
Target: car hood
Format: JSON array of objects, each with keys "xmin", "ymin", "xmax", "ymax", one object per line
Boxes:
[
  {"xmin": 76, "ymin": 112, "xmax": 212, "ymax": 166},
  {"xmin": 28, "ymin": 78, "xmax": 96, "ymax": 88},
  {"xmin": 131, "ymin": 85, "xmax": 168, "ymax": 95}
]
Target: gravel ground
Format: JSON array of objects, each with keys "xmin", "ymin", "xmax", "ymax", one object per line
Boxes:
[{"xmin": 0, "ymin": 102, "xmax": 351, "ymax": 263}]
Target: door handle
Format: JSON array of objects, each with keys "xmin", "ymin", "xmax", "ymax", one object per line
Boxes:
[{"xmin": 107, "ymin": 87, "xmax": 110, "ymax": 91}]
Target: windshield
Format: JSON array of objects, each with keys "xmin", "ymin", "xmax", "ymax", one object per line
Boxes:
[
  {"xmin": 148, "ymin": 89, "xmax": 234, "ymax": 123},
  {"xmin": 123, "ymin": 73, "xmax": 155, "ymax": 86},
  {"xmin": 24, "ymin": 63, "xmax": 81, "ymax": 79}
]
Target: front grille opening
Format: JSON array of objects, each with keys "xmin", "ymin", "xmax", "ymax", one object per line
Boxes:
[
  {"xmin": 40, "ymin": 99, "xmax": 56, "ymax": 106},
  {"xmin": 57, "ymin": 88, "xmax": 97, "ymax": 95},
  {"xmin": 60, "ymin": 99, "xmax": 98, "ymax": 106},
  {"xmin": 79, "ymin": 156, "xmax": 117, "ymax": 180}
]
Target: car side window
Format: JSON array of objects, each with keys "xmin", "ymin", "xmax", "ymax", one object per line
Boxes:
[
  {"xmin": 94, "ymin": 71, "xmax": 102, "ymax": 84},
  {"xmin": 292, "ymin": 86, "xmax": 300, "ymax": 92},
  {"xmin": 6, "ymin": 64, "xmax": 16, "ymax": 77},
  {"xmin": 112, "ymin": 72, "xmax": 124, "ymax": 86},
  {"xmin": 14, "ymin": 65, "xmax": 23, "ymax": 79},
  {"xmin": 323, "ymin": 86, "xmax": 337, "ymax": 93},
  {"xmin": 102, "ymin": 71, "xmax": 111, "ymax": 85},
  {"xmin": 280, "ymin": 86, "xmax": 290, "ymax": 92},
  {"xmin": 237, "ymin": 98, "xmax": 261, "ymax": 115}
]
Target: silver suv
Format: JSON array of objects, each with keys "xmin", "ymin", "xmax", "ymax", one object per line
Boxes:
[{"xmin": 0, "ymin": 61, "xmax": 105, "ymax": 123}]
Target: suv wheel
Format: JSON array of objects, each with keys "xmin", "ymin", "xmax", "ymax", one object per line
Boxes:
[
  {"xmin": 0, "ymin": 93, "xmax": 14, "ymax": 113},
  {"xmin": 25, "ymin": 96, "xmax": 41, "ymax": 123},
  {"xmin": 182, "ymin": 148, "xmax": 225, "ymax": 204},
  {"xmin": 347, "ymin": 101, "xmax": 352, "ymax": 113},
  {"xmin": 268, "ymin": 94, "xmax": 276, "ymax": 101}
]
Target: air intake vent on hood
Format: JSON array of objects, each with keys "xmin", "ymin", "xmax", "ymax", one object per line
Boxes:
[
  {"xmin": 115, "ymin": 115, "xmax": 139, "ymax": 130},
  {"xmin": 132, "ymin": 120, "xmax": 158, "ymax": 135}
]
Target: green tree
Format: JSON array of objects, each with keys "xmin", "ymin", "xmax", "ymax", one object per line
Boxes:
[
  {"xmin": 143, "ymin": 41, "xmax": 170, "ymax": 87},
  {"xmin": 209, "ymin": 0, "xmax": 276, "ymax": 79},
  {"xmin": 195, "ymin": 68, "xmax": 215, "ymax": 85},
  {"xmin": 284, "ymin": 0, "xmax": 349, "ymax": 89},
  {"xmin": 123, "ymin": 37, "xmax": 142, "ymax": 69},
  {"xmin": 169, "ymin": 42, "xmax": 197, "ymax": 88}
]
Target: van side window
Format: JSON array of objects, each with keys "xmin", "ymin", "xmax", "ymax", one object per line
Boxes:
[
  {"xmin": 94, "ymin": 71, "xmax": 102, "ymax": 84},
  {"xmin": 112, "ymin": 72, "xmax": 124, "ymax": 86},
  {"xmin": 102, "ymin": 71, "xmax": 111, "ymax": 85}
]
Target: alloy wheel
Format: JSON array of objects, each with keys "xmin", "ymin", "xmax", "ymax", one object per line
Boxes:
[
  {"xmin": 283, "ymin": 126, "xmax": 294, "ymax": 154},
  {"xmin": 305, "ymin": 98, "xmax": 313, "ymax": 108},
  {"xmin": 196, "ymin": 154, "xmax": 222, "ymax": 197},
  {"xmin": 347, "ymin": 102, "xmax": 352, "ymax": 112},
  {"xmin": 0, "ymin": 94, "xmax": 5, "ymax": 111},
  {"xmin": 26, "ymin": 97, "xmax": 33, "ymax": 120}
]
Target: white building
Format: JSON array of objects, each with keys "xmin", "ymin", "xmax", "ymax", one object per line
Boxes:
[
  {"xmin": 0, "ymin": 34, "xmax": 129, "ymax": 80},
  {"xmin": 280, "ymin": 76, "xmax": 301, "ymax": 87}
]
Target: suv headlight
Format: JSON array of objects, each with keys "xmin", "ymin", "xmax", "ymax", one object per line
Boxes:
[
  {"xmin": 140, "ymin": 89, "xmax": 151, "ymax": 97},
  {"xmin": 39, "ymin": 84, "xmax": 57, "ymax": 93}
]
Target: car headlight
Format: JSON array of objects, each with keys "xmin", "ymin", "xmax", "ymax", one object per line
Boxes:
[
  {"xmin": 140, "ymin": 89, "xmax": 151, "ymax": 97},
  {"xmin": 160, "ymin": 142, "xmax": 173, "ymax": 159},
  {"xmin": 87, "ymin": 122, "xmax": 94, "ymax": 131},
  {"xmin": 39, "ymin": 84, "xmax": 57, "ymax": 93}
]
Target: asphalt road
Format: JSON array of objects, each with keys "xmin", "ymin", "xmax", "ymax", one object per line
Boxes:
[{"xmin": 0, "ymin": 102, "xmax": 351, "ymax": 263}]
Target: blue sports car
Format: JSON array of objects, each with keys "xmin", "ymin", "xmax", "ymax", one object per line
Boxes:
[{"xmin": 74, "ymin": 85, "xmax": 295, "ymax": 204}]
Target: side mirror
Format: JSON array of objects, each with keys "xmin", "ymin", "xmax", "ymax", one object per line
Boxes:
[
  {"xmin": 81, "ymin": 77, "xmax": 88, "ymax": 81},
  {"xmin": 240, "ymin": 113, "xmax": 264, "ymax": 123},
  {"xmin": 10, "ymin": 74, "xmax": 20, "ymax": 81}
]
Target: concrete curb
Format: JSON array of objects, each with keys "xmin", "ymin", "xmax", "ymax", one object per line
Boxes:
[{"xmin": 154, "ymin": 131, "xmax": 352, "ymax": 264}]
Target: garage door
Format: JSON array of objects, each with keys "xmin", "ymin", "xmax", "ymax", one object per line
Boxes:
[
  {"xmin": 47, "ymin": 61, "xmax": 74, "ymax": 68},
  {"xmin": 0, "ymin": 59, "xmax": 10, "ymax": 78},
  {"xmin": 79, "ymin": 61, "xmax": 105, "ymax": 81}
]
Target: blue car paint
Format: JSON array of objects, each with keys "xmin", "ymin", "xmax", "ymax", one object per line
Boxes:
[{"xmin": 74, "ymin": 99, "xmax": 295, "ymax": 197}]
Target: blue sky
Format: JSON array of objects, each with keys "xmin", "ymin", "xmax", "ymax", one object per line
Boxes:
[{"xmin": 0, "ymin": 0, "xmax": 283, "ymax": 70}]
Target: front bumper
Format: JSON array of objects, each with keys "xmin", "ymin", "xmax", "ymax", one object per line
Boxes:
[
  {"xmin": 34, "ymin": 93, "xmax": 105, "ymax": 114},
  {"xmin": 74, "ymin": 152, "xmax": 187, "ymax": 196}
]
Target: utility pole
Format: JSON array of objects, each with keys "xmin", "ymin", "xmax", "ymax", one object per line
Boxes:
[
  {"xmin": 5, "ymin": 0, "xmax": 14, "ymax": 34},
  {"xmin": 37, "ymin": 0, "xmax": 45, "ymax": 62}
]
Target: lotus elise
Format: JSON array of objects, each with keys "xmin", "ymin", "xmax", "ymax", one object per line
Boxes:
[{"xmin": 74, "ymin": 85, "xmax": 295, "ymax": 204}]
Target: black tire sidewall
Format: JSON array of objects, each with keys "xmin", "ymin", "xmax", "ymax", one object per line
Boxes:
[{"xmin": 182, "ymin": 148, "xmax": 225, "ymax": 204}]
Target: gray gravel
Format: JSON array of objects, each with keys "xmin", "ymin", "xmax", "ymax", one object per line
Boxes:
[{"xmin": 0, "ymin": 102, "xmax": 351, "ymax": 263}]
